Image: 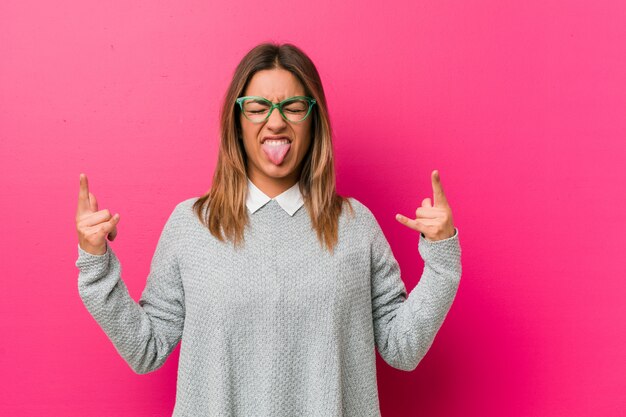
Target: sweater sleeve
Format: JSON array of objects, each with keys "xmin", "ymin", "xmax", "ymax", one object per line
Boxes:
[
  {"xmin": 75, "ymin": 205, "xmax": 186, "ymax": 374},
  {"xmin": 370, "ymin": 219, "xmax": 461, "ymax": 371}
]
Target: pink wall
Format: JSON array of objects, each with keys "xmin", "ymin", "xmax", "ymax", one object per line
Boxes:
[{"xmin": 1, "ymin": 0, "xmax": 624, "ymax": 415}]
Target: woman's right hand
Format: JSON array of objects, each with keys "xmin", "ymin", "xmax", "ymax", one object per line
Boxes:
[{"xmin": 75, "ymin": 173, "xmax": 121, "ymax": 256}]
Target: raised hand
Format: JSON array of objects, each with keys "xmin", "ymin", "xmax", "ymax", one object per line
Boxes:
[
  {"xmin": 75, "ymin": 173, "xmax": 120, "ymax": 255},
  {"xmin": 395, "ymin": 170, "xmax": 456, "ymax": 241}
]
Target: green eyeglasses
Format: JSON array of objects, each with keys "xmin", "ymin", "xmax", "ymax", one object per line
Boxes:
[{"xmin": 236, "ymin": 96, "xmax": 317, "ymax": 123}]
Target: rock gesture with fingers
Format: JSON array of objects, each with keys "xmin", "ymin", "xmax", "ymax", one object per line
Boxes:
[
  {"xmin": 75, "ymin": 173, "xmax": 121, "ymax": 255},
  {"xmin": 395, "ymin": 170, "xmax": 456, "ymax": 241}
]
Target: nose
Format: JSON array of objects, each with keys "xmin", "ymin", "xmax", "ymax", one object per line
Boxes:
[{"xmin": 265, "ymin": 106, "xmax": 288, "ymax": 131}]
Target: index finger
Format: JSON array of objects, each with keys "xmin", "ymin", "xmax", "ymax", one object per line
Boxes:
[
  {"xmin": 77, "ymin": 173, "xmax": 91, "ymax": 213},
  {"xmin": 431, "ymin": 170, "xmax": 449, "ymax": 207}
]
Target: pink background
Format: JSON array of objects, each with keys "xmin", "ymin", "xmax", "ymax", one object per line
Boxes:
[{"xmin": 1, "ymin": 0, "xmax": 625, "ymax": 416}]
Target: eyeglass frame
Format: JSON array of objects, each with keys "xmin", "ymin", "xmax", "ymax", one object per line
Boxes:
[{"xmin": 235, "ymin": 95, "xmax": 317, "ymax": 124}]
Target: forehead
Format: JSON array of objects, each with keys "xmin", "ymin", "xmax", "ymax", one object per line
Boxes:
[{"xmin": 243, "ymin": 68, "xmax": 305, "ymax": 100}]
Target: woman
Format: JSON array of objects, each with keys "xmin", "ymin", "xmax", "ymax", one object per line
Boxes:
[{"xmin": 75, "ymin": 42, "xmax": 461, "ymax": 417}]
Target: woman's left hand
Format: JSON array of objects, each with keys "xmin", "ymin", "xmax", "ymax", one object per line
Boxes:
[{"xmin": 395, "ymin": 170, "xmax": 456, "ymax": 241}]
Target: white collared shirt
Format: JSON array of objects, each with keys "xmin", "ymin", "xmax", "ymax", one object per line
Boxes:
[{"xmin": 246, "ymin": 178, "xmax": 305, "ymax": 216}]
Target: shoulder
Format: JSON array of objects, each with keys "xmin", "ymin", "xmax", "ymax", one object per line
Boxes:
[
  {"xmin": 343, "ymin": 198, "xmax": 397, "ymax": 258},
  {"xmin": 344, "ymin": 196, "xmax": 375, "ymax": 220},
  {"xmin": 165, "ymin": 196, "xmax": 203, "ymax": 224},
  {"xmin": 342, "ymin": 196, "xmax": 382, "ymax": 235},
  {"xmin": 176, "ymin": 196, "xmax": 202, "ymax": 211}
]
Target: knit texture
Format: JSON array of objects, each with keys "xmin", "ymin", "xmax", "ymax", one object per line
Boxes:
[{"xmin": 75, "ymin": 196, "xmax": 462, "ymax": 416}]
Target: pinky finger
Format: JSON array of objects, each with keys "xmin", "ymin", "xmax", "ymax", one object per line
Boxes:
[{"xmin": 396, "ymin": 214, "xmax": 426, "ymax": 234}]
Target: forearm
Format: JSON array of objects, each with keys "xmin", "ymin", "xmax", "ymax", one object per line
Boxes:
[
  {"xmin": 76, "ymin": 242, "xmax": 182, "ymax": 374},
  {"xmin": 376, "ymin": 228, "xmax": 462, "ymax": 371}
]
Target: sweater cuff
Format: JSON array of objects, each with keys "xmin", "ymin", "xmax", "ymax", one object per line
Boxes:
[
  {"xmin": 75, "ymin": 241, "xmax": 111, "ymax": 273},
  {"xmin": 418, "ymin": 227, "xmax": 461, "ymax": 277},
  {"xmin": 420, "ymin": 227, "xmax": 459, "ymax": 244}
]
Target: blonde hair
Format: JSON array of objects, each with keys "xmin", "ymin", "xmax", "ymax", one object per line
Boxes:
[{"xmin": 193, "ymin": 42, "xmax": 354, "ymax": 254}]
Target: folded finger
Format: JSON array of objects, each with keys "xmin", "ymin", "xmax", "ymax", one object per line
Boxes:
[
  {"xmin": 96, "ymin": 214, "xmax": 120, "ymax": 239},
  {"xmin": 415, "ymin": 206, "xmax": 441, "ymax": 219},
  {"xmin": 108, "ymin": 215, "xmax": 120, "ymax": 240},
  {"xmin": 78, "ymin": 209, "xmax": 113, "ymax": 228},
  {"xmin": 417, "ymin": 218, "xmax": 438, "ymax": 227}
]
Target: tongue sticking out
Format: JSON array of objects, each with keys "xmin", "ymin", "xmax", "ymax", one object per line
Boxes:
[{"xmin": 261, "ymin": 142, "xmax": 291, "ymax": 165}]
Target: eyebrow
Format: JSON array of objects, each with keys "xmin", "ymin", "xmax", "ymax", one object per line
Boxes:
[
  {"xmin": 248, "ymin": 98, "xmax": 271, "ymax": 104},
  {"xmin": 248, "ymin": 96, "xmax": 303, "ymax": 103}
]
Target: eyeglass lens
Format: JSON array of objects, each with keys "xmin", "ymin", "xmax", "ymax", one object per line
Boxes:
[{"xmin": 242, "ymin": 98, "xmax": 310, "ymax": 122}]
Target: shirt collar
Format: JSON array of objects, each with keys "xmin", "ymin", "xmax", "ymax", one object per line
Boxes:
[{"xmin": 246, "ymin": 177, "xmax": 304, "ymax": 216}]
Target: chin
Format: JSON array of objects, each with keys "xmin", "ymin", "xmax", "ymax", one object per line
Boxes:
[{"xmin": 263, "ymin": 165, "xmax": 294, "ymax": 178}]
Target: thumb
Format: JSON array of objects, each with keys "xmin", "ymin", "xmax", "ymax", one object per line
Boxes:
[{"xmin": 107, "ymin": 213, "xmax": 120, "ymax": 241}]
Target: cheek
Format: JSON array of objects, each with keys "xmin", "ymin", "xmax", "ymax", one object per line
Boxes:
[
  {"xmin": 241, "ymin": 122, "xmax": 261, "ymax": 143},
  {"xmin": 240, "ymin": 126, "xmax": 259, "ymax": 154},
  {"xmin": 239, "ymin": 119, "xmax": 250, "ymax": 138},
  {"xmin": 295, "ymin": 121, "xmax": 312, "ymax": 141}
]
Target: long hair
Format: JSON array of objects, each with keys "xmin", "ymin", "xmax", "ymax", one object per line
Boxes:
[{"xmin": 193, "ymin": 42, "xmax": 354, "ymax": 254}]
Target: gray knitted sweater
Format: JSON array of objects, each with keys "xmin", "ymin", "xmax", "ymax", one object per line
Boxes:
[{"xmin": 75, "ymin": 196, "xmax": 462, "ymax": 416}]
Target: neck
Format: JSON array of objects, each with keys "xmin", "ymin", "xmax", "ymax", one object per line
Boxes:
[{"xmin": 248, "ymin": 171, "xmax": 299, "ymax": 198}]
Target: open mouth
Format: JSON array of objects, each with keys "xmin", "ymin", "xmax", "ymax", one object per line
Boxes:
[{"xmin": 261, "ymin": 138, "xmax": 291, "ymax": 165}]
